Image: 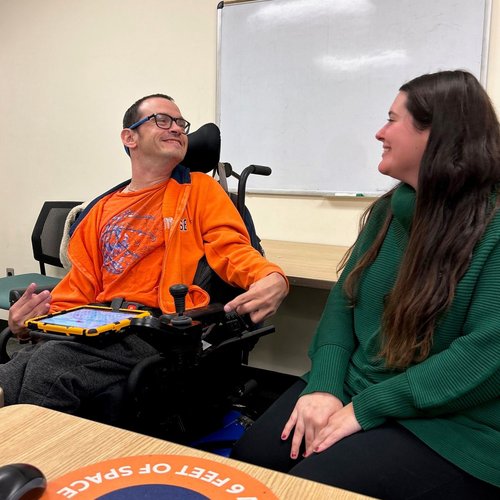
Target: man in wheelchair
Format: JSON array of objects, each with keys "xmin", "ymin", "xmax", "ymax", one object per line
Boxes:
[{"xmin": 1, "ymin": 93, "xmax": 288, "ymax": 426}]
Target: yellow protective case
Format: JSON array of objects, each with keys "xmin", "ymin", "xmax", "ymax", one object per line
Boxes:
[{"xmin": 25, "ymin": 305, "xmax": 151, "ymax": 337}]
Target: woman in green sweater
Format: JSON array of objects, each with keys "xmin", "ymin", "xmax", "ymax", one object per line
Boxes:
[{"xmin": 231, "ymin": 70, "xmax": 500, "ymax": 498}]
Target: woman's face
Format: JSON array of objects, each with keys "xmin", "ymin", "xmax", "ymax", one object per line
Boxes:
[{"xmin": 375, "ymin": 91, "xmax": 430, "ymax": 189}]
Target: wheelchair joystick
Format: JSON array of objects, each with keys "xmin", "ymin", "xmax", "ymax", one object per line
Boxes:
[{"xmin": 169, "ymin": 284, "xmax": 193, "ymax": 327}]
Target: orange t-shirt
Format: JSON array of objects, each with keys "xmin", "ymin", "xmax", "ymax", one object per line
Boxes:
[{"xmin": 94, "ymin": 183, "xmax": 166, "ymax": 308}]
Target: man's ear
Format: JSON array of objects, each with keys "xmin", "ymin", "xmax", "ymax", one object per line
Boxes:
[{"xmin": 121, "ymin": 128, "xmax": 136, "ymax": 155}]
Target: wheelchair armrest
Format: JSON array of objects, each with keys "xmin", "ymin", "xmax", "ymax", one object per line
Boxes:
[
  {"xmin": 204, "ymin": 323, "xmax": 275, "ymax": 353},
  {"xmin": 126, "ymin": 353, "xmax": 164, "ymax": 401},
  {"xmin": 0, "ymin": 327, "xmax": 14, "ymax": 363},
  {"xmin": 0, "ymin": 327, "xmax": 38, "ymax": 363}
]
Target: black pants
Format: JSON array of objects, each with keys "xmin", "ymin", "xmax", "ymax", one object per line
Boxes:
[{"xmin": 231, "ymin": 380, "xmax": 498, "ymax": 499}]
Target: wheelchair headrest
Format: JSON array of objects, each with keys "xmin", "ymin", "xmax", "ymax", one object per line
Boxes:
[
  {"xmin": 182, "ymin": 123, "xmax": 221, "ymax": 173},
  {"xmin": 124, "ymin": 122, "xmax": 221, "ymax": 174}
]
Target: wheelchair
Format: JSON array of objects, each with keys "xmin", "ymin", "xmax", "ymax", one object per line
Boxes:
[
  {"xmin": 0, "ymin": 122, "xmax": 279, "ymax": 450},
  {"xmin": 0, "ymin": 284, "xmax": 274, "ymax": 448},
  {"xmin": 92, "ymin": 285, "xmax": 275, "ymax": 444}
]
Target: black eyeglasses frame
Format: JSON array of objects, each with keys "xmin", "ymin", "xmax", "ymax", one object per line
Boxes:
[{"xmin": 128, "ymin": 113, "xmax": 191, "ymax": 134}]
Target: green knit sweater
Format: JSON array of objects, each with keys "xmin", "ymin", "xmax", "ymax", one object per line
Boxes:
[{"xmin": 303, "ymin": 183, "xmax": 500, "ymax": 487}]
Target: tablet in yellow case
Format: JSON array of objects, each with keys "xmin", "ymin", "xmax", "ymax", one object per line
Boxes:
[{"xmin": 25, "ymin": 305, "xmax": 151, "ymax": 337}]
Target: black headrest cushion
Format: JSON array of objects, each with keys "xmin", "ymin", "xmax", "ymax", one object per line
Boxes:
[{"xmin": 182, "ymin": 123, "xmax": 221, "ymax": 173}]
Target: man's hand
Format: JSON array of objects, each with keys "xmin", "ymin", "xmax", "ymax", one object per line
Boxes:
[
  {"xmin": 8, "ymin": 283, "xmax": 52, "ymax": 337},
  {"xmin": 224, "ymin": 272, "xmax": 288, "ymax": 324},
  {"xmin": 281, "ymin": 392, "xmax": 344, "ymax": 459}
]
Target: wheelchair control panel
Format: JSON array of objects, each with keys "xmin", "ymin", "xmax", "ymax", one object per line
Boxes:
[{"xmin": 130, "ymin": 284, "xmax": 274, "ymax": 357}]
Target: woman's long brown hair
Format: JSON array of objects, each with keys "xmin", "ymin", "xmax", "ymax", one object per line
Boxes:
[{"xmin": 341, "ymin": 71, "xmax": 500, "ymax": 369}]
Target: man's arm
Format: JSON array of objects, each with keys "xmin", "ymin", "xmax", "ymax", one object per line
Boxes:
[{"xmin": 195, "ymin": 175, "xmax": 289, "ymax": 322}]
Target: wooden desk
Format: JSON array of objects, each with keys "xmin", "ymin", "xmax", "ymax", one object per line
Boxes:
[
  {"xmin": 0, "ymin": 404, "xmax": 372, "ymax": 499},
  {"xmin": 262, "ymin": 239, "xmax": 349, "ymax": 289}
]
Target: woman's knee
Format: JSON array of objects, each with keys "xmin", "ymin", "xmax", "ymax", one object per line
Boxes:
[
  {"xmin": 231, "ymin": 379, "xmax": 306, "ymax": 471},
  {"xmin": 231, "ymin": 427, "xmax": 300, "ymax": 472},
  {"xmin": 287, "ymin": 424, "xmax": 491, "ymax": 500}
]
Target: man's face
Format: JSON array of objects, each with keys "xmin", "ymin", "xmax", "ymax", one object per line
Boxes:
[{"xmin": 131, "ymin": 97, "xmax": 188, "ymax": 164}]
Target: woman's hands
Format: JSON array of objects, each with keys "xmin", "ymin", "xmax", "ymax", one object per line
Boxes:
[
  {"xmin": 310, "ymin": 402, "xmax": 362, "ymax": 454},
  {"xmin": 281, "ymin": 392, "xmax": 361, "ymax": 459}
]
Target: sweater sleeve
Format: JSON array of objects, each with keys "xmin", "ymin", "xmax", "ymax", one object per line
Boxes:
[
  {"xmin": 301, "ymin": 271, "xmax": 356, "ymax": 403},
  {"xmin": 353, "ymin": 239, "xmax": 500, "ymax": 430},
  {"xmin": 301, "ymin": 198, "xmax": 391, "ymax": 402},
  {"xmin": 196, "ymin": 175, "xmax": 287, "ymax": 289}
]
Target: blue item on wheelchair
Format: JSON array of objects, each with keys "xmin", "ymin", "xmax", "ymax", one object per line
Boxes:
[{"xmin": 189, "ymin": 409, "xmax": 254, "ymax": 457}]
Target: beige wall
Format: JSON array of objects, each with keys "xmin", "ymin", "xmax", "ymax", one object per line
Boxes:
[
  {"xmin": 0, "ymin": 0, "xmax": 220, "ymax": 278},
  {"xmin": 1, "ymin": 0, "xmax": 499, "ymax": 372}
]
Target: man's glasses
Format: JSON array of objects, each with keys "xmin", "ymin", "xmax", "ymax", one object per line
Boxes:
[{"xmin": 129, "ymin": 113, "xmax": 191, "ymax": 134}]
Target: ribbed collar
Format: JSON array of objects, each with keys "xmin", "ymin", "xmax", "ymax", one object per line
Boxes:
[{"xmin": 391, "ymin": 183, "xmax": 416, "ymax": 233}]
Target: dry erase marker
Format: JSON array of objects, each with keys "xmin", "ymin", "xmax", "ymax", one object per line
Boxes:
[{"xmin": 334, "ymin": 193, "xmax": 365, "ymax": 197}]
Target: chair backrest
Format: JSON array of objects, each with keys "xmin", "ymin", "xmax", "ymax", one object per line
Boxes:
[
  {"xmin": 183, "ymin": 123, "xmax": 269, "ymax": 242},
  {"xmin": 182, "ymin": 122, "xmax": 221, "ymax": 174},
  {"xmin": 32, "ymin": 201, "xmax": 82, "ymax": 274}
]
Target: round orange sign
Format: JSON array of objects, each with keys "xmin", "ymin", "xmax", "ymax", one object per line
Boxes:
[{"xmin": 42, "ymin": 454, "xmax": 278, "ymax": 499}]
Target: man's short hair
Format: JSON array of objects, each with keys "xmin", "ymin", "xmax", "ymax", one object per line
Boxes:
[{"xmin": 122, "ymin": 93, "xmax": 174, "ymax": 128}]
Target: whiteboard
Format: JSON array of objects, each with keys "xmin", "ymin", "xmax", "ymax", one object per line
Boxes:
[{"xmin": 217, "ymin": 0, "xmax": 491, "ymax": 196}]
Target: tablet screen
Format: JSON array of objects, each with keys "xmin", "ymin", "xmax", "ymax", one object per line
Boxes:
[
  {"xmin": 42, "ymin": 308, "xmax": 140, "ymax": 328},
  {"xmin": 26, "ymin": 306, "xmax": 151, "ymax": 336}
]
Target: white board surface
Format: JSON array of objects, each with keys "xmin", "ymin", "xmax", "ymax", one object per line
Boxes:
[{"xmin": 217, "ymin": 0, "xmax": 490, "ymax": 196}]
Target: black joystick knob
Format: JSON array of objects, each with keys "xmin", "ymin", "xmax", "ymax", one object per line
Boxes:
[
  {"xmin": 169, "ymin": 284, "xmax": 192, "ymax": 327},
  {"xmin": 170, "ymin": 284, "xmax": 188, "ymax": 314}
]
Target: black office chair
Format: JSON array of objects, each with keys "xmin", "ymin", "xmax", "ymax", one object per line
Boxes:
[
  {"xmin": 0, "ymin": 201, "xmax": 82, "ymax": 310},
  {"xmin": 0, "ymin": 123, "xmax": 276, "ymax": 448}
]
